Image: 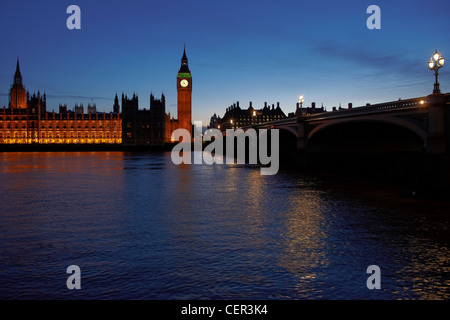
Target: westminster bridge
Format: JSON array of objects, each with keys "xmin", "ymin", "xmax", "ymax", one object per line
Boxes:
[{"xmin": 237, "ymin": 93, "xmax": 450, "ymax": 195}]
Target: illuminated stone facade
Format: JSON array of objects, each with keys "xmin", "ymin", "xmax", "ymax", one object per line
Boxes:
[{"xmin": 0, "ymin": 60, "xmax": 122, "ymax": 145}]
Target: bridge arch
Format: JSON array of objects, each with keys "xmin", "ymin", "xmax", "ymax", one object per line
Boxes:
[
  {"xmin": 276, "ymin": 125, "xmax": 299, "ymax": 138},
  {"xmin": 307, "ymin": 116, "xmax": 427, "ymax": 151},
  {"xmin": 276, "ymin": 127, "xmax": 298, "ymax": 149}
]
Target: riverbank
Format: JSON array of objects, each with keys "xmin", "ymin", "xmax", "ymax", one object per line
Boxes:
[{"xmin": 0, "ymin": 143, "xmax": 176, "ymax": 152}]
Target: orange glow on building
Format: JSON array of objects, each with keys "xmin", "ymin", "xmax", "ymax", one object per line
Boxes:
[
  {"xmin": 0, "ymin": 110, "xmax": 122, "ymax": 145},
  {"xmin": 0, "ymin": 60, "xmax": 122, "ymax": 145}
]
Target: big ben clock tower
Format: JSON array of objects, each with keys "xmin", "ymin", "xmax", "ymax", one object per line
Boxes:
[{"xmin": 177, "ymin": 46, "xmax": 192, "ymax": 137}]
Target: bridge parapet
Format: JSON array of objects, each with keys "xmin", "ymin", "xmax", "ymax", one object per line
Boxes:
[{"xmin": 305, "ymin": 96, "xmax": 430, "ymax": 120}]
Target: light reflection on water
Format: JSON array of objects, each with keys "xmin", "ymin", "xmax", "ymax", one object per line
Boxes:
[{"xmin": 0, "ymin": 151, "xmax": 448, "ymax": 299}]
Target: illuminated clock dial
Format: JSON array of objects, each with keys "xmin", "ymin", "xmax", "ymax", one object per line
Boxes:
[{"xmin": 180, "ymin": 79, "xmax": 189, "ymax": 87}]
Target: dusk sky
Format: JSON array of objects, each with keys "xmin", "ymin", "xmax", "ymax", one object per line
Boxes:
[{"xmin": 1, "ymin": 0, "xmax": 449, "ymax": 124}]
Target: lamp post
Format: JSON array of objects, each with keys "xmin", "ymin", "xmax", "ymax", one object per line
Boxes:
[
  {"xmin": 298, "ymin": 94, "xmax": 304, "ymax": 108},
  {"xmin": 295, "ymin": 94, "xmax": 304, "ymax": 116},
  {"xmin": 428, "ymin": 50, "xmax": 445, "ymax": 94}
]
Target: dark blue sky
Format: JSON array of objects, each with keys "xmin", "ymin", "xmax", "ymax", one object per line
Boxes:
[{"xmin": 1, "ymin": 0, "xmax": 449, "ymax": 124}]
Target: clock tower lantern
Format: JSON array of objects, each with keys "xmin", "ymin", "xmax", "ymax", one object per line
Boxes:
[{"xmin": 177, "ymin": 46, "xmax": 192, "ymax": 137}]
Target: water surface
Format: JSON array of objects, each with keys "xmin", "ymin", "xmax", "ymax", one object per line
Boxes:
[{"xmin": 0, "ymin": 151, "xmax": 448, "ymax": 299}]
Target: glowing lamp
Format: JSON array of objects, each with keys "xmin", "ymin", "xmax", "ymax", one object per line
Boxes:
[
  {"xmin": 429, "ymin": 50, "xmax": 445, "ymax": 94},
  {"xmin": 433, "ymin": 51, "xmax": 440, "ymax": 62},
  {"xmin": 428, "ymin": 59, "xmax": 435, "ymax": 70}
]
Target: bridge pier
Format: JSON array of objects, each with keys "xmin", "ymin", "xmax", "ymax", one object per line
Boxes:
[
  {"xmin": 294, "ymin": 117, "xmax": 308, "ymax": 167},
  {"xmin": 296, "ymin": 117, "xmax": 306, "ymax": 151},
  {"xmin": 416, "ymin": 93, "xmax": 450, "ymax": 198},
  {"xmin": 426, "ymin": 93, "xmax": 448, "ymax": 154}
]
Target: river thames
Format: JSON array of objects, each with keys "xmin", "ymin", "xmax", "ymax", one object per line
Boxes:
[{"xmin": 0, "ymin": 151, "xmax": 448, "ymax": 299}]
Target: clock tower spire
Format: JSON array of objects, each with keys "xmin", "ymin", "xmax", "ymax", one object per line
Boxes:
[{"xmin": 177, "ymin": 45, "xmax": 192, "ymax": 138}]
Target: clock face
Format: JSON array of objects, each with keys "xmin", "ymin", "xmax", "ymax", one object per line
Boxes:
[{"xmin": 180, "ymin": 79, "xmax": 189, "ymax": 87}]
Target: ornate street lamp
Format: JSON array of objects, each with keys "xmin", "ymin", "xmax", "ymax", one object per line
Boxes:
[
  {"xmin": 298, "ymin": 94, "xmax": 304, "ymax": 108},
  {"xmin": 428, "ymin": 50, "xmax": 445, "ymax": 94},
  {"xmin": 295, "ymin": 94, "xmax": 304, "ymax": 116}
]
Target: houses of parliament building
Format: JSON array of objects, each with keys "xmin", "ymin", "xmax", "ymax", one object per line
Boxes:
[{"xmin": 0, "ymin": 48, "xmax": 193, "ymax": 146}]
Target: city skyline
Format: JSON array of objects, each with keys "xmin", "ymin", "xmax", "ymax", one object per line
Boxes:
[{"xmin": 1, "ymin": 0, "xmax": 449, "ymax": 125}]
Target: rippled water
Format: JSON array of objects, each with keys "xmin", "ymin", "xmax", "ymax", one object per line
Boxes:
[{"xmin": 0, "ymin": 151, "xmax": 448, "ymax": 299}]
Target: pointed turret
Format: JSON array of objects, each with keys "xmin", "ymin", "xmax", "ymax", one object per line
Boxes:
[
  {"xmin": 14, "ymin": 58, "xmax": 23, "ymax": 86},
  {"xmin": 113, "ymin": 93, "xmax": 120, "ymax": 113},
  {"xmin": 10, "ymin": 58, "xmax": 27, "ymax": 109}
]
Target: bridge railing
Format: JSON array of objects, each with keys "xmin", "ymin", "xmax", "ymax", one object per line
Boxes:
[{"xmin": 305, "ymin": 96, "xmax": 428, "ymax": 119}]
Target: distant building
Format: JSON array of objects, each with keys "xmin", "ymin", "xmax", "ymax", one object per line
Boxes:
[
  {"xmin": 208, "ymin": 113, "xmax": 221, "ymax": 129},
  {"xmin": 295, "ymin": 102, "xmax": 326, "ymax": 116},
  {"xmin": 291, "ymin": 102, "xmax": 352, "ymax": 116},
  {"xmin": 211, "ymin": 101, "xmax": 287, "ymax": 130},
  {"xmin": 0, "ymin": 59, "xmax": 121, "ymax": 144}
]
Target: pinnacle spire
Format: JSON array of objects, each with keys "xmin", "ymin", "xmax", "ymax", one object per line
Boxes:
[{"xmin": 14, "ymin": 58, "xmax": 23, "ymax": 86}]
